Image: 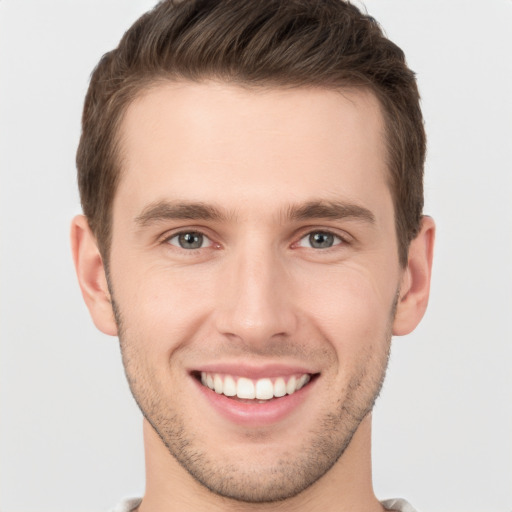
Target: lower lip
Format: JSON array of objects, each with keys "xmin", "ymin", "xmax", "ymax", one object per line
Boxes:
[{"xmin": 192, "ymin": 376, "xmax": 316, "ymax": 427}]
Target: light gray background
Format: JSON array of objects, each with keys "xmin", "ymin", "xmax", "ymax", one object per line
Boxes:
[{"xmin": 1, "ymin": 1, "xmax": 511, "ymax": 511}]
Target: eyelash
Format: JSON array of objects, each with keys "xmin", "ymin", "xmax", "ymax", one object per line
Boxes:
[
  {"xmin": 165, "ymin": 231, "xmax": 214, "ymax": 250},
  {"xmin": 162, "ymin": 228, "xmax": 349, "ymax": 251},
  {"xmin": 295, "ymin": 231, "xmax": 345, "ymax": 249}
]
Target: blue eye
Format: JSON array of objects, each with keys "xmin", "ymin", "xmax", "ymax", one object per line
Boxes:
[
  {"xmin": 298, "ymin": 231, "xmax": 342, "ymax": 249},
  {"xmin": 168, "ymin": 231, "xmax": 212, "ymax": 249}
]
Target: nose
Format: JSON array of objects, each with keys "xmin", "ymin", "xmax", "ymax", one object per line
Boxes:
[{"xmin": 214, "ymin": 244, "xmax": 298, "ymax": 348}]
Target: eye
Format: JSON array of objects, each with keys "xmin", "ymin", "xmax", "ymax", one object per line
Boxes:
[
  {"xmin": 167, "ymin": 231, "xmax": 212, "ymax": 249},
  {"xmin": 297, "ymin": 231, "xmax": 343, "ymax": 249}
]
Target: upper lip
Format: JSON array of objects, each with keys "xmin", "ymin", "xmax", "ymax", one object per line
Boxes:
[{"xmin": 190, "ymin": 362, "xmax": 318, "ymax": 379}]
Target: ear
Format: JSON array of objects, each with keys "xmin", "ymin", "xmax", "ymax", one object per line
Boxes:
[
  {"xmin": 70, "ymin": 215, "xmax": 118, "ymax": 336},
  {"xmin": 393, "ymin": 216, "xmax": 435, "ymax": 336}
]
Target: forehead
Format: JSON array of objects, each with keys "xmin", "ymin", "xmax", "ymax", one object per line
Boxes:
[{"xmin": 114, "ymin": 81, "xmax": 390, "ymax": 221}]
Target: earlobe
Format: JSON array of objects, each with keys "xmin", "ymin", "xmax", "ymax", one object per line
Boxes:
[
  {"xmin": 393, "ymin": 216, "xmax": 435, "ymax": 336},
  {"xmin": 70, "ymin": 215, "xmax": 118, "ymax": 336}
]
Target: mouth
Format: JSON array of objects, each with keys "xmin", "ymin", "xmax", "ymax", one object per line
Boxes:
[{"xmin": 192, "ymin": 371, "xmax": 317, "ymax": 403}]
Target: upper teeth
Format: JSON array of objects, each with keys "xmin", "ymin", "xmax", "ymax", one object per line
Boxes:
[{"xmin": 200, "ymin": 372, "xmax": 311, "ymax": 400}]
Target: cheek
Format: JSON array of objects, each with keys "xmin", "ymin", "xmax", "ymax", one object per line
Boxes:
[
  {"xmin": 297, "ymin": 264, "xmax": 397, "ymax": 355},
  {"xmin": 110, "ymin": 256, "xmax": 222, "ymax": 357}
]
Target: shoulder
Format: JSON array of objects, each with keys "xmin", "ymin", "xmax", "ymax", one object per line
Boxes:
[
  {"xmin": 381, "ymin": 498, "xmax": 420, "ymax": 512},
  {"xmin": 108, "ymin": 497, "xmax": 142, "ymax": 512}
]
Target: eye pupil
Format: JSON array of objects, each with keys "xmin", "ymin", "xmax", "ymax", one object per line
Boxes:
[
  {"xmin": 309, "ymin": 232, "xmax": 334, "ymax": 248},
  {"xmin": 179, "ymin": 232, "xmax": 203, "ymax": 249}
]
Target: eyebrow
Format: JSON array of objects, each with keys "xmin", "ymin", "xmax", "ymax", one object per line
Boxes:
[
  {"xmin": 285, "ymin": 200, "xmax": 376, "ymax": 224},
  {"xmin": 134, "ymin": 200, "xmax": 230, "ymax": 227},
  {"xmin": 134, "ymin": 199, "xmax": 376, "ymax": 227}
]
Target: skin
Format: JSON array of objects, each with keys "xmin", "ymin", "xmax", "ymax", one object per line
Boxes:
[{"xmin": 72, "ymin": 82, "xmax": 435, "ymax": 512}]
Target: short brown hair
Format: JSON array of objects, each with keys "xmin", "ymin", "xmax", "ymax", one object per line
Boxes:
[{"xmin": 77, "ymin": 0, "xmax": 425, "ymax": 266}]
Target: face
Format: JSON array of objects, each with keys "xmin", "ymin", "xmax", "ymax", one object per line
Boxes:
[{"xmin": 108, "ymin": 82, "xmax": 403, "ymax": 502}]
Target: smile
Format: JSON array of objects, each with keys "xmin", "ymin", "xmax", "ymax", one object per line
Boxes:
[{"xmin": 199, "ymin": 372, "xmax": 311, "ymax": 400}]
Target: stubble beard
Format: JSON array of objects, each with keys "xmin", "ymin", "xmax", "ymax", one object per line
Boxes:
[{"xmin": 112, "ymin": 296, "xmax": 394, "ymax": 504}]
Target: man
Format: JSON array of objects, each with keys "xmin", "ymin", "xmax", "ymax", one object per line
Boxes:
[{"xmin": 71, "ymin": 0, "xmax": 435, "ymax": 510}]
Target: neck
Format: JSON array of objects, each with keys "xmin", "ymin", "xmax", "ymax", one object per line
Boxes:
[{"xmin": 138, "ymin": 415, "xmax": 384, "ymax": 512}]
